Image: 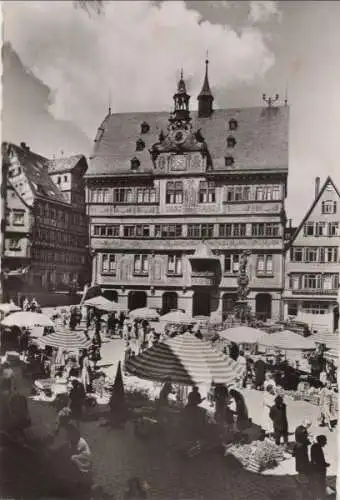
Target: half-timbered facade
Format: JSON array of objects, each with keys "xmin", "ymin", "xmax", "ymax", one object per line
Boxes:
[{"xmin": 283, "ymin": 176, "xmax": 340, "ymax": 332}]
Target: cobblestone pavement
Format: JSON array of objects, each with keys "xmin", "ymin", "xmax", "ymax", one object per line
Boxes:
[{"xmin": 1, "ymin": 338, "xmax": 337, "ymax": 500}]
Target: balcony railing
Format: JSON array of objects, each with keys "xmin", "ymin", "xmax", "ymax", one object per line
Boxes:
[
  {"xmin": 291, "ymin": 288, "xmax": 338, "ymax": 296},
  {"xmin": 191, "ymin": 270, "xmax": 216, "ymax": 286}
]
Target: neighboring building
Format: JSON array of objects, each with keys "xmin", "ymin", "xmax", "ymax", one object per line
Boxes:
[
  {"xmin": 283, "ymin": 176, "xmax": 340, "ymax": 333},
  {"xmin": 85, "ymin": 62, "xmax": 289, "ymax": 322},
  {"xmin": 2, "ymin": 142, "xmax": 89, "ymax": 301}
]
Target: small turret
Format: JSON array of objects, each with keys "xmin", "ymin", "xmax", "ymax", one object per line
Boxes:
[{"xmin": 198, "ymin": 58, "xmax": 214, "ymax": 118}]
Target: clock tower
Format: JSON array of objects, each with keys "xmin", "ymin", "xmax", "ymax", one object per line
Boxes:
[{"xmin": 149, "ymin": 71, "xmax": 212, "ymax": 172}]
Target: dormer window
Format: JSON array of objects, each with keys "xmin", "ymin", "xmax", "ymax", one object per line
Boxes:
[
  {"xmin": 136, "ymin": 138, "xmax": 145, "ymax": 151},
  {"xmin": 140, "ymin": 121, "xmax": 150, "ymax": 134},
  {"xmin": 227, "ymin": 136, "xmax": 236, "ymax": 148},
  {"xmin": 131, "ymin": 157, "xmax": 141, "ymax": 171},
  {"xmin": 225, "ymin": 156, "xmax": 235, "ymax": 167},
  {"xmin": 228, "ymin": 119, "xmax": 238, "ymax": 131},
  {"xmin": 57, "ymin": 176, "xmax": 61, "ymax": 185},
  {"xmin": 322, "ymin": 200, "xmax": 337, "ymax": 214}
]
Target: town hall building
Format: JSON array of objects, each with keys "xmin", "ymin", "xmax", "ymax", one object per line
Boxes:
[{"xmin": 85, "ymin": 61, "xmax": 289, "ymax": 322}]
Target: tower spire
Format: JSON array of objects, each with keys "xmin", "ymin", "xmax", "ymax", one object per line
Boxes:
[
  {"xmin": 171, "ymin": 68, "xmax": 191, "ymax": 123},
  {"xmin": 198, "ymin": 55, "xmax": 214, "ymax": 118}
]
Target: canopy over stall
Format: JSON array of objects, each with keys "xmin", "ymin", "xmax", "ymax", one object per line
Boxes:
[
  {"xmin": 258, "ymin": 330, "xmax": 315, "ymax": 351},
  {"xmin": 310, "ymin": 331, "xmax": 339, "ymax": 351},
  {"xmin": 125, "ymin": 332, "xmax": 244, "ymax": 386},
  {"xmin": 37, "ymin": 330, "xmax": 91, "ymax": 351},
  {"xmin": 219, "ymin": 326, "xmax": 267, "ymax": 344},
  {"xmin": 129, "ymin": 307, "xmax": 159, "ymax": 320},
  {"xmin": 0, "ymin": 302, "xmax": 22, "ymax": 315},
  {"xmin": 159, "ymin": 310, "xmax": 195, "ymax": 325},
  {"xmin": 84, "ymin": 296, "xmax": 121, "ymax": 313},
  {"xmin": 1, "ymin": 312, "xmax": 54, "ymax": 328}
]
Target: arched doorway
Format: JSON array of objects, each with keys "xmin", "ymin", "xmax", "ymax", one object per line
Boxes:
[
  {"xmin": 162, "ymin": 292, "xmax": 178, "ymax": 314},
  {"xmin": 222, "ymin": 293, "xmax": 237, "ymax": 321},
  {"xmin": 103, "ymin": 290, "xmax": 118, "ymax": 302},
  {"xmin": 333, "ymin": 305, "xmax": 339, "ymax": 333},
  {"xmin": 193, "ymin": 290, "xmax": 211, "ymax": 317},
  {"xmin": 128, "ymin": 291, "xmax": 147, "ymax": 311},
  {"xmin": 256, "ymin": 293, "xmax": 272, "ymax": 321}
]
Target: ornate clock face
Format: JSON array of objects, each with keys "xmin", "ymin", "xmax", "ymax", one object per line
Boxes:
[{"xmin": 172, "ymin": 129, "xmax": 187, "ymax": 145}]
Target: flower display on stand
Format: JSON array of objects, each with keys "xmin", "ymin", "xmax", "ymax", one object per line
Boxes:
[{"xmin": 225, "ymin": 438, "xmax": 285, "ymax": 473}]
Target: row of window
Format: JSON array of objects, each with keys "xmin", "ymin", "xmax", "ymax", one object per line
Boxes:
[
  {"xmin": 290, "ymin": 247, "xmax": 338, "ymax": 263},
  {"xmin": 303, "ymin": 222, "xmax": 339, "ymax": 237},
  {"xmin": 93, "ymin": 223, "xmax": 281, "ymax": 239},
  {"xmin": 31, "ymin": 248, "xmax": 86, "ymax": 265},
  {"xmin": 88, "ymin": 184, "xmax": 283, "ymax": 205},
  {"xmin": 89, "ymin": 187, "xmax": 159, "ymax": 204},
  {"xmin": 36, "ymin": 204, "xmax": 86, "ymax": 228},
  {"xmin": 35, "ymin": 229, "xmax": 86, "ymax": 248},
  {"xmin": 101, "ymin": 253, "xmax": 274, "ymax": 277},
  {"xmin": 288, "ymin": 302, "xmax": 329, "ymax": 316},
  {"xmin": 289, "ymin": 273, "xmax": 339, "ymax": 291}
]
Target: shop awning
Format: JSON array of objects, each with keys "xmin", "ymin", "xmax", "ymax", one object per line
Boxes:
[{"xmin": 125, "ymin": 332, "xmax": 244, "ymax": 386}]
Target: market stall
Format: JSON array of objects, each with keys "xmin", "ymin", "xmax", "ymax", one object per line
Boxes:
[
  {"xmin": 129, "ymin": 307, "xmax": 159, "ymax": 321},
  {"xmin": 1, "ymin": 311, "xmax": 54, "ymax": 329},
  {"xmin": 219, "ymin": 326, "xmax": 267, "ymax": 345},
  {"xmin": 84, "ymin": 296, "xmax": 121, "ymax": 313},
  {"xmin": 0, "ymin": 301, "xmax": 21, "ymax": 319}
]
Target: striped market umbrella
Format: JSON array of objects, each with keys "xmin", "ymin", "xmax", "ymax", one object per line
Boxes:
[
  {"xmin": 125, "ymin": 332, "xmax": 244, "ymax": 386},
  {"xmin": 38, "ymin": 330, "xmax": 91, "ymax": 351}
]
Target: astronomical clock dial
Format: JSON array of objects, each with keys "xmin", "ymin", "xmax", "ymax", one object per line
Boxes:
[{"xmin": 172, "ymin": 129, "xmax": 187, "ymax": 145}]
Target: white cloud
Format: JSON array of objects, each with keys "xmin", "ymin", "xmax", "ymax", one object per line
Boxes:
[
  {"xmin": 4, "ymin": 1, "xmax": 275, "ymax": 139},
  {"xmin": 248, "ymin": 1, "xmax": 281, "ymax": 23}
]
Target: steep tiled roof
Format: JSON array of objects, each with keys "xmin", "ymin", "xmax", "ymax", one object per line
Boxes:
[
  {"xmin": 48, "ymin": 154, "xmax": 85, "ymax": 174},
  {"xmin": 8, "ymin": 143, "xmax": 67, "ymax": 204},
  {"xmin": 287, "ymin": 176, "xmax": 340, "ymax": 247},
  {"xmin": 86, "ymin": 105, "xmax": 289, "ymax": 177}
]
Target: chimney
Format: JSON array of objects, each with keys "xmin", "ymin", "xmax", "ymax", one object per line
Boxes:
[
  {"xmin": 315, "ymin": 177, "xmax": 320, "ymax": 199},
  {"xmin": 20, "ymin": 142, "xmax": 30, "ymax": 152},
  {"xmin": 289, "ymin": 218, "xmax": 292, "ymax": 229}
]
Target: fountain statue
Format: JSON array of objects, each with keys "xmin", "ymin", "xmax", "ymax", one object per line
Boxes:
[{"xmin": 234, "ymin": 251, "xmax": 252, "ymax": 324}]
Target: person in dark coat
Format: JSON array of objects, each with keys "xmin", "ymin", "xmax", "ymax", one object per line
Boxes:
[
  {"xmin": 269, "ymin": 395, "xmax": 289, "ymax": 446},
  {"xmin": 254, "ymin": 357, "xmax": 266, "ymax": 390},
  {"xmin": 229, "ymin": 342, "xmax": 239, "ymax": 361},
  {"xmin": 214, "ymin": 384, "xmax": 228, "ymax": 424},
  {"xmin": 69, "ymin": 380, "xmax": 86, "ymax": 424},
  {"xmin": 293, "ymin": 429, "xmax": 311, "ymax": 492},
  {"xmin": 311, "ymin": 435, "xmax": 329, "ymax": 500},
  {"xmin": 187, "ymin": 386, "xmax": 203, "ymax": 407}
]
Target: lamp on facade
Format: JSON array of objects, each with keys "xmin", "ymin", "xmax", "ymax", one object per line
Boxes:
[
  {"xmin": 150, "ymin": 286, "xmax": 155, "ymax": 295},
  {"xmin": 182, "ymin": 286, "xmax": 187, "ymax": 293},
  {"xmin": 121, "ymin": 286, "xmax": 125, "ymax": 292}
]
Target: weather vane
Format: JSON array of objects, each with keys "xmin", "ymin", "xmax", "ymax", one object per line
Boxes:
[{"xmin": 262, "ymin": 93, "xmax": 280, "ymax": 107}]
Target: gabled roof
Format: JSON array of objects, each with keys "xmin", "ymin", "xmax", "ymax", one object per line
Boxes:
[
  {"xmin": 48, "ymin": 154, "xmax": 86, "ymax": 174},
  {"xmin": 287, "ymin": 176, "xmax": 340, "ymax": 247},
  {"xmin": 86, "ymin": 104, "xmax": 289, "ymax": 178},
  {"xmin": 6, "ymin": 142, "xmax": 67, "ymax": 204}
]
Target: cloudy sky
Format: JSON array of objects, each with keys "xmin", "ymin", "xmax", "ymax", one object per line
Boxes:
[{"xmin": 2, "ymin": 0, "xmax": 340, "ymax": 223}]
